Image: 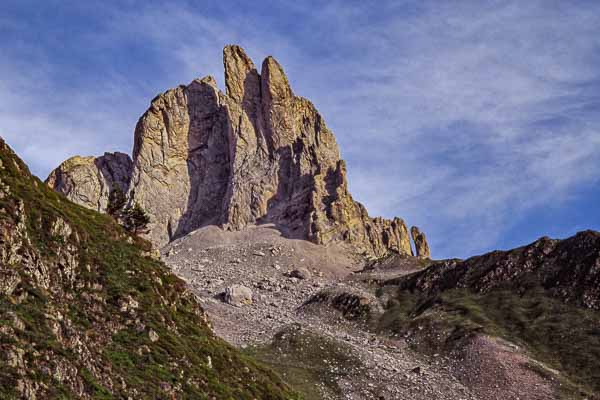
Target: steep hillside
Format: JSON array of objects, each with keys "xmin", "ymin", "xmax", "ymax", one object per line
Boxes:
[{"xmin": 0, "ymin": 137, "xmax": 298, "ymax": 399}]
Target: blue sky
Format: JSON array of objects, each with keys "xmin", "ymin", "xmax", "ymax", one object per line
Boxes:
[{"xmin": 2, "ymin": 0, "xmax": 600, "ymax": 259}]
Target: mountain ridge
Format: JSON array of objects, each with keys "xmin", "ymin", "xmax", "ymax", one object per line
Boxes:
[{"xmin": 391, "ymin": 230, "xmax": 600, "ymax": 310}]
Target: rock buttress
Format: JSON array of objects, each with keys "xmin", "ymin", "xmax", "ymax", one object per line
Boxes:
[{"xmin": 46, "ymin": 152, "xmax": 132, "ymax": 212}]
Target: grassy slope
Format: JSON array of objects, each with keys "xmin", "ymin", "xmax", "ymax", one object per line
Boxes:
[
  {"xmin": 0, "ymin": 138, "xmax": 300, "ymax": 399},
  {"xmin": 244, "ymin": 324, "xmax": 365, "ymax": 400},
  {"xmin": 377, "ymin": 285, "xmax": 600, "ymax": 399}
]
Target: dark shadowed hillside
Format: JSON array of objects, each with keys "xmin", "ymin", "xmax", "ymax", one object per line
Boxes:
[{"xmin": 392, "ymin": 232, "xmax": 600, "ymax": 309}]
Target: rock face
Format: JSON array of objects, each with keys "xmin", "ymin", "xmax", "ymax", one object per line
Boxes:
[
  {"xmin": 48, "ymin": 45, "xmax": 425, "ymax": 258},
  {"xmin": 46, "ymin": 152, "xmax": 132, "ymax": 212},
  {"xmin": 411, "ymin": 226, "xmax": 431, "ymax": 258}
]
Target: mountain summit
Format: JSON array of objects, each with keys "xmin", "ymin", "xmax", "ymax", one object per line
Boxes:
[{"xmin": 47, "ymin": 45, "xmax": 428, "ymax": 258}]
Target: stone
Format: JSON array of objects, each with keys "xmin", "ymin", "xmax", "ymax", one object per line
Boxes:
[
  {"xmin": 224, "ymin": 284, "xmax": 253, "ymax": 306},
  {"xmin": 6, "ymin": 347, "xmax": 25, "ymax": 368},
  {"xmin": 0, "ymin": 271, "xmax": 21, "ymax": 296},
  {"xmin": 16, "ymin": 379, "xmax": 38, "ymax": 400},
  {"xmin": 410, "ymin": 226, "xmax": 430, "ymax": 258},
  {"xmin": 47, "ymin": 45, "xmax": 426, "ymax": 258},
  {"xmin": 9, "ymin": 313, "xmax": 25, "ymax": 331},
  {"xmin": 120, "ymin": 296, "xmax": 139, "ymax": 313},
  {"xmin": 289, "ymin": 268, "xmax": 311, "ymax": 280},
  {"xmin": 148, "ymin": 329, "xmax": 159, "ymax": 342},
  {"xmin": 50, "ymin": 217, "xmax": 72, "ymax": 240}
]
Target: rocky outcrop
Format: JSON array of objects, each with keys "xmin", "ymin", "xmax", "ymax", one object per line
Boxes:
[
  {"xmin": 46, "ymin": 152, "xmax": 132, "ymax": 212},
  {"xmin": 393, "ymin": 230, "xmax": 600, "ymax": 310},
  {"xmin": 48, "ymin": 45, "xmax": 425, "ymax": 258},
  {"xmin": 411, "ymin": 226, "xmax": 431, "ymax": 258}
]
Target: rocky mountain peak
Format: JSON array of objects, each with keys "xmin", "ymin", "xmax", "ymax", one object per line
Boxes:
[
  {"xmin": 47, "ymin": 45, "xmax": 427, "ymax": 258},
  {"xmin": 261, "ymin": 55, "xmax": 293, "ymax": 103},
  {"xmin": 223, "ymin": 45, "xmax": 260, "ymax": 104}
]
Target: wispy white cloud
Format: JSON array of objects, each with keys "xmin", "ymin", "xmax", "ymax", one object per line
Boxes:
[{"xmin": 289, "ymin": 0, "xmax": 600, "ymax": 256}]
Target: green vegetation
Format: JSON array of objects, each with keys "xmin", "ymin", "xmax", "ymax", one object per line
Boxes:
[
  {"xmin": 244, "ymin": 324, "xmax": 364, "ymax": 400},
  {"xmin": 106, "ymin": 186, "xmax": 127, "ymax": 220},
  {"xmin": 106, "ymin": 187, "xmax": 151, "ymax": 234},
  {"xmin": 377, "ymin": 286, "xmax": 600, "ymax": 398},
  {"xmin": 122, "ymin": 201, "xmax": 151, "ymax": 235},
  {"xmin": 0, "ymin": 139, "xmax": 300, "ymax": 399}
]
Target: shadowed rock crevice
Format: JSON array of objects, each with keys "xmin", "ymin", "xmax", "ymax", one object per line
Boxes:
[
  {"xmin": 174, "ymin": 78, "xmax": 231, "ymax": 240},
  {"xmin": 47, "ymin": 44, "xmax": 427, "ymax": 258}
]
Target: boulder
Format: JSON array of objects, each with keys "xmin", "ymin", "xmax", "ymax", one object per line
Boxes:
[
  {"xmin": 224, "ymin": 284, "xmax": 253, "ymax": 306},
  {"xmin": 289, "ymin": 268, "xmax": 311, "ymax": 280}
]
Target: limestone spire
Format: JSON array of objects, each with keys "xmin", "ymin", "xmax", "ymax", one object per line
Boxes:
[{"xmin": 223, "ymin": 45, "xmax": 260, "ymax": 105}]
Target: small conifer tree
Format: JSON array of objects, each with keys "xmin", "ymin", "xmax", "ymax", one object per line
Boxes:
[
  {"xmin": 106, "ymin": 188, "xmax": 150, "ymax": 235},
  {"xmin": 106, "ymin": 187, "xmax": 127, "ymax": 220},
  {"xmin": 123, "ymin": 202, "xmax": 151, "ymax": 235}
]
